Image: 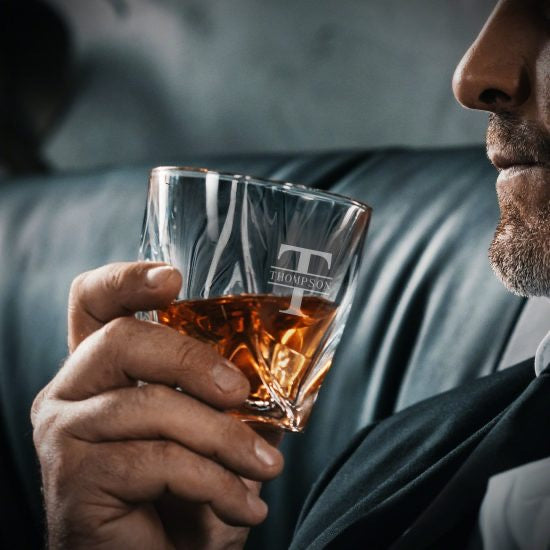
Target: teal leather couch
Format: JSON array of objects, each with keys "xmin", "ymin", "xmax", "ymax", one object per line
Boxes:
[{"xmin": 0, "ymin": 147, "xmax": 529, "ymax": 548}]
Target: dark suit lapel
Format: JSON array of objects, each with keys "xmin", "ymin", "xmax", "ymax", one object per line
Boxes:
[
  {"xmin": 290, "ymin": 360, "xmax": 536, "ymax": 550},
  {"xmin": 390, "ymin": 367, "xmax": 550, "ymax": 549}
]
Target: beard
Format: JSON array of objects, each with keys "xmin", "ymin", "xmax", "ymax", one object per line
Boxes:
[
  {"xmin": 487, "ymin": 113, "xmax": 550, "ymax": 297},
  {"xmin": 489, "ymin": 195, "xmax": 550, "ymax": 297}
]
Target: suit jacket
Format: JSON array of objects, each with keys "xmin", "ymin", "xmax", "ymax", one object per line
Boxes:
[{"xmin": 290, "ymin": 358, "xmax": 550, "ymax": 549}]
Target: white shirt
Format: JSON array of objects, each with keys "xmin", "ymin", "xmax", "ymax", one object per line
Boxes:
[
  {"xmin": 535, "ymin": 330, "xmax": 550, "ymax": 377},
  {"xmin": 480, "ymin": 330, "xmax": 550, "ymax": 550}
]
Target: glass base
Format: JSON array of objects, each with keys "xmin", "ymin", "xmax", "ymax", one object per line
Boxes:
[{"xmin": 228, "ymin": 398, "xmax": 313, "ymax": 432}]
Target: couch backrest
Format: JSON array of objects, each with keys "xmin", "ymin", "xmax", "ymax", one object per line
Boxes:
[
  {"xmin": 44, "ymin": 0, "xmax": 495, "ymax": 170},
  {"xmin": 0, "ymin": 147, "xmax": 525, "ymax": 548}
]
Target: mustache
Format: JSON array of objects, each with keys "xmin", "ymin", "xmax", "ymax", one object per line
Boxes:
[{"xmin": 486, "ymin": 113, "xmax": 550, "ymax": 167}]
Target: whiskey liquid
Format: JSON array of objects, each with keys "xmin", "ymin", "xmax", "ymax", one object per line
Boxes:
[{"xmin": 157, "ymin": 294, "xmax": 337, "ymax": 430}]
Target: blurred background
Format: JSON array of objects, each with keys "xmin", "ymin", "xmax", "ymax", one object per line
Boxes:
[{"xmin": 1, "ymin": 0, "xmax": 495, "ymax": 175}]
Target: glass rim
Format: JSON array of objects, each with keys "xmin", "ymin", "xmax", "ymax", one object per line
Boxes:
[{"xmin": 151, "ymin": 165, "xmax": 372, "ymax": 213}]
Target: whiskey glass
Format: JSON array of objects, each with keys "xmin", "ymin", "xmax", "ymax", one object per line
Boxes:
[{"xmin": 139, "ymin": 167, "xmax": 371, "ymax": 432}]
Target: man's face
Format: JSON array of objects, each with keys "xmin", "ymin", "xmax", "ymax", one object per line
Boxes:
[{"xmin": 453, "ymin": 0, "xmax": 550, "ymax": 297}]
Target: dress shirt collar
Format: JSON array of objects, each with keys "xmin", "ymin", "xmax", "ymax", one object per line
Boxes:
[{"xmin": 535, "ymin": 330, "xmax": 550, "ymax": 377}]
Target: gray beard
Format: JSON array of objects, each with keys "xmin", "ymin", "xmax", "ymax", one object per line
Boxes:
[
  {"xmin": 486, "ymin": 113, "xmax": 550, "ymax": 297},
  {"xmin": 488, "ymin": 207, "xmax": 550, "ymax": 297}
]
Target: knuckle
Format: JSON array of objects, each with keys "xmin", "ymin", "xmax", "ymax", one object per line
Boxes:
[
  {"xmin": 201, "ymin": 414, "xmax": 252, "ymax": 467},
  {"xmin": 218, "ymin": 415, "xmax": 248, "ymax": 454},
  {"xmin": 214, "ymin": 465, "xmax": 243, "ymax": 498},
  {"xmin": 100, "ymin": 317, "xmax": 133, "ymax": 349},
  {"xmin": 30, "ymin": 383, "xmax": 51, "ymax": 428},
  {"xmin": 94, "ymin": 318, "xmax": 134, "ymax": 375},
  {"xmin": 32, "ymin": 401, "xmax": 62, "ymax": 458},
  {"xmin": 82, "ymin": 441, "xmax": 143, "ymax": 489},
  {"xmin": 137, "ymin": 383, "xmax": 172, "ymax": 408},
  {"xmin": 69, "ymin": 271, "xmax": 88, "ymax": 299},
  {"xmin": 68, "ymin": 271, "xmax": 90, "ymax": 310},
  {"xmin": 189, "ymin": 451, "xmax": 220, "ymax": 490},
  {"xmin": 104, "ymin": 264, "xmax": 127, "ymax": 294},
  {"xmin": 175, "ymin": 336, "xmax": 211, "ymax": 371},
  {"xmin": 102, "ymin": 262, "xmax": 147, "ymax": 297},
  {"xmin": 155, "ymin": 439, "xmax": 180, "ymax": 466},
  {"xmin": 198, "ymin": 414, "xmax": 232, "ymax": 460}
]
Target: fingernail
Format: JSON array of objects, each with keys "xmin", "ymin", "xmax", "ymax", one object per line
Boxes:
[
  {"xmin": 145, "ymin": 266, "xmax": 176, "ymax": 288},
  {"xmin": 247, "ymin": 492, "xmax": 268, "ymax": 517},
  {"xmin": 254, "ymin": 438, "xmax": 280, "ymax": 468},
  {"xmin": 212, "ymin": 361, "xmax": 245, "ymax": 393}
]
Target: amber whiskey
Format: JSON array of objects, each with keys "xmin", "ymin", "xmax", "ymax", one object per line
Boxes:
[{"xmin": 157, "ymin": 294, "xmax": 337, "ymax": 431}]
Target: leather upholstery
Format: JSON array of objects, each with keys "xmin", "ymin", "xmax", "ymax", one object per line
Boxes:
[
  {"xmin": 45, "ymin": 0, "xmax": 493, "ymax": 170},
  {"xmin": 0, "ymin": 147, "xmax": 526, "ymax": 548}
]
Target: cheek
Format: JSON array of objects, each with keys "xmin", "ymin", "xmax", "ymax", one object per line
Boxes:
[{"xmin": 536, "ymin": 45, "xmax": 550, "ymax": 131}]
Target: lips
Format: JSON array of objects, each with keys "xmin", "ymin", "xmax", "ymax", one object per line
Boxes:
[
  {"xmin": 485, "ymin": 116, "xmax": 550, "ymax": 211},
  {"xmin": 487, "ymin": 150, "xmax": 545, "ymax": 172},
  {"xmin": 488, "ymin": 147, "xmax": 550, "ymax": 214}
]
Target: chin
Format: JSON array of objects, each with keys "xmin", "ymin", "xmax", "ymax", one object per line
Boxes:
[{"xmin": 488, "ymin": 221, "xmax": 550, "ymax": 298}]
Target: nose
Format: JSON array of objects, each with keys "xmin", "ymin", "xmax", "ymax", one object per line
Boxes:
[{"xmin": 452, "ymin": 2, "xmax": 532, "ymax": 113}]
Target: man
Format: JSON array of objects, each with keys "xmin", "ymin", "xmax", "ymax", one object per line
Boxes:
[{"xmin": 31, "ymin": 0, "xmax": 550, "ymax": 548}]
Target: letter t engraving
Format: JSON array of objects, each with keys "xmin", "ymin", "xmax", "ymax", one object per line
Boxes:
[{"xmin": 277, "ymin": 244, "xmax": 332, "ymax": 316}]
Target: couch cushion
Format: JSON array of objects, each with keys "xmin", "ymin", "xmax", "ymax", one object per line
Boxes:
[{"xmin": 0, "ymin": 147, "xmax": 525, "ymax": 548}]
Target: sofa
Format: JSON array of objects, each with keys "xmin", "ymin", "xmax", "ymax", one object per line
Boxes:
[
  {"xmin": 41, "ymin": 0, "xmax": 493, "ymax": 171},
  {"xmin": 2, "ymin": 144, "xmax": 547, "ymax": 548}
]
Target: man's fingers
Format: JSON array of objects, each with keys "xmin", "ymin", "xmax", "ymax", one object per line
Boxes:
[
  {"xmin": 84, "ymin": 440, "xmax": 269, "ymax": 527},
  {"xmin": 68, "ymin": 262, "xmax": 182, "ymax": 352},
  {"xmin": 58, "ymin": 384, "xmax": 283, "ymax": 482},
  {"xmin": 51, "ymin": 316, "xmax": 250, "ymax": 407}
]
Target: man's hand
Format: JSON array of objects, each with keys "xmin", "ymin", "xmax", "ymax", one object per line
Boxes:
[{"xmin": 31, "ymin": 262, "xmax": 284, "ymax": 550}]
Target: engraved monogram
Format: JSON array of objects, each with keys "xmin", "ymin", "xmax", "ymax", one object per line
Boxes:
[{"xmin": 268, "ymin": 243, "xmax": 333, "ymax": 316}]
